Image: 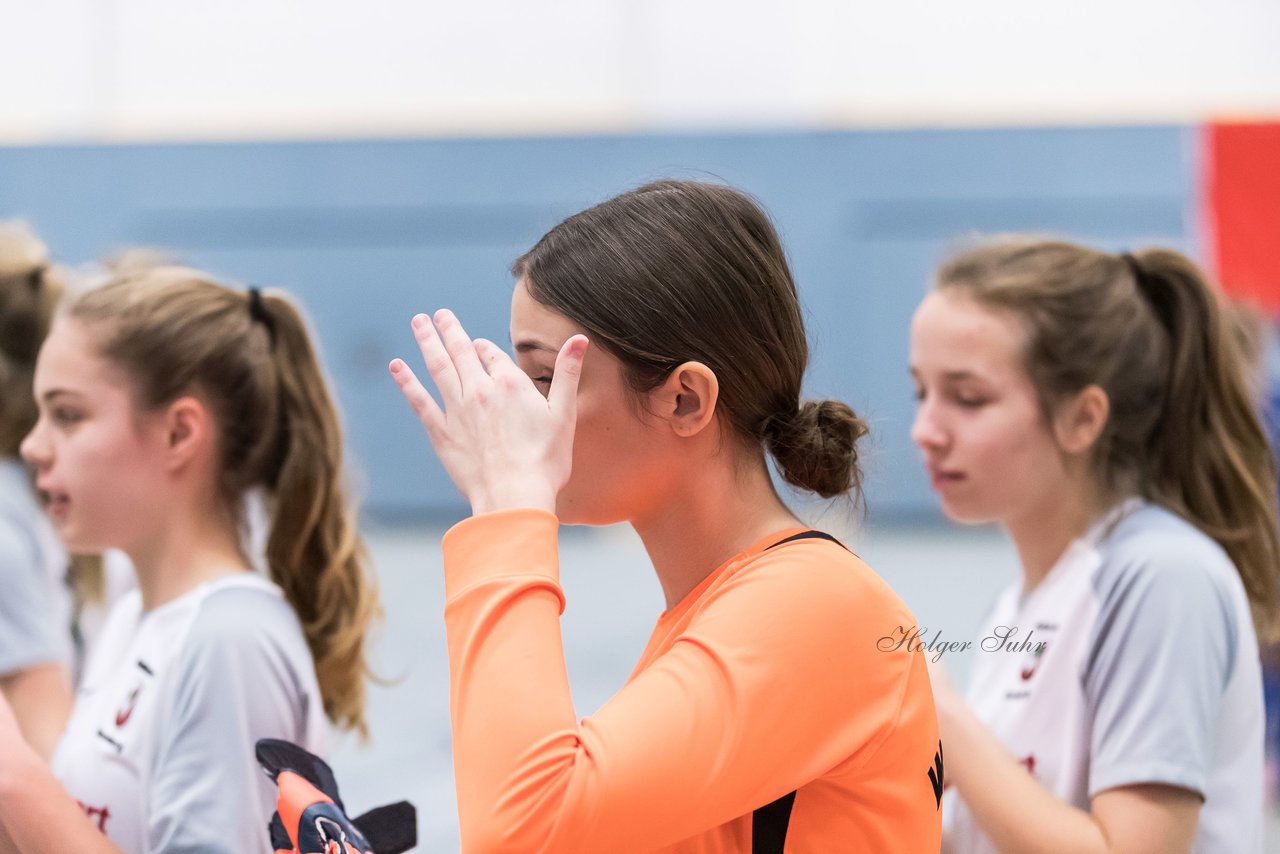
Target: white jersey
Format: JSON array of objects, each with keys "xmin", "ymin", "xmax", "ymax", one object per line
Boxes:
[
  {"xmin": 53, "ymin": 573, "xmax": 325, "ymax": 854},
  {"xmin": 947, "ymin": 499, "xmax": 1265, "ymax": 853},
  {"xmin": 0, "ymin": 457, "xmax": 68, "ymax": 675}
]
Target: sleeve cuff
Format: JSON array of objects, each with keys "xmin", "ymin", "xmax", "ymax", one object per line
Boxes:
[
  {"xmin": 1088, "ymin": 761, "xmax": 1206, "ymax": 801},
  {"xmin": 442, "ymin": 508, "xmax": 562, "ymax": 599}
]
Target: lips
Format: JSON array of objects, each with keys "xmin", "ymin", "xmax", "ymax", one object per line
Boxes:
[{"xmin": 926, "ymin": 467, "xmax": 966, "ymax": 490}]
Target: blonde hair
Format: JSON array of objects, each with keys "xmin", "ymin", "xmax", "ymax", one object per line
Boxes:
[
  {"xmin": 0, "ymin": 221, "xmax": 62, "ymax": 457},
  {"xmin": 937, "ymin": 238, "xmax": 1280, "ymax": 644},
  {"xmin": 69, "ymin": 268, "xmax": 378, "ymax": 733}
]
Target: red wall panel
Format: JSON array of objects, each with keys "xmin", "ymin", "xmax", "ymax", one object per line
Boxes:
[{"xmin": 1206, "ymin": 122, "xmax": 1280, "ymax": 312}]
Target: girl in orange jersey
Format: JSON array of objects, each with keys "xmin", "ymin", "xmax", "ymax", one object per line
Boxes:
[
  {"xmin": 391, "ymin": 180, "xmax": 944, "ymax": 853},
  {"xmin": 0, "ymin": 268, "xmax": 378, "ymax": 853},
  {"xmin": 910, "ymin": 239, "xmax": 1280, "ymax": 853}
]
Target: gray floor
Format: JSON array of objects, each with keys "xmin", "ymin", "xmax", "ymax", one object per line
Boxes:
[{"xmin": 327, "ymin": 518, "xmax": 1280, "ymax": 852}]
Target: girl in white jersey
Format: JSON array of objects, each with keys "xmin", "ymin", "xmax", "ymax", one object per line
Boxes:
[
  {"xmin": 0, "ymin": 267, "xmax": 378, "ymax": 853},
  {"xmin": 910, "ymin": 238, "xmax": 1280, "ymax": 853},
  {"xmin": 0, "ymin": 222, "xmax": 72, "ymax": 760}
]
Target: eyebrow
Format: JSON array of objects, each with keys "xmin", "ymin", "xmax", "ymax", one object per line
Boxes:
[
  {"xmin": 908, "ymin": 368, "xmax": 986, "ymax": 383},
  {"xmin": 941, "ymin": 370, "xmax": 984, "ymax": 382},
  {"xmin": 40, "ymin": 389, "xmax": 84, "ymax": 403},
  {"xmin": 511, "ymin": 336, "xmax": 558, "ymax": 355}
]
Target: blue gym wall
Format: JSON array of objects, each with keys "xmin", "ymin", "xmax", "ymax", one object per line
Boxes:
[{"xmin": 0, "ymin": 126, "xmax": 1196, "ymax": 521}]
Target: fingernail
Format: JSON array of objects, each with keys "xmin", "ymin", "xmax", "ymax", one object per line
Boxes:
[
  {"xmin": 435, "ymin": 309, "xmax": 452, "ymax": 324},
  {"xmin": 389, "ymin": 359, "xmax": 403, "ymax": 372},
  {"xmin": 412, "ymin": 314, "xmax": 430, "ymax": 329}
]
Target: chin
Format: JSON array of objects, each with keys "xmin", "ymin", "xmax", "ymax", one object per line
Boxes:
[
  {"xmin": 936, "ymin": 497, "xmax": 1000, "ymax": 526},
  {"xmin": 55, "ymin": 527, "xmax": 107, "ymax": 555}
]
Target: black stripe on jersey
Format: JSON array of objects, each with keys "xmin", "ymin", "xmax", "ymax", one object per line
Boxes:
[
  {"xmin": 136, "ymin": 660, "xmax": 153, "ymax": 675},
  {"xmin": 748, "ymin": 529, "xmax": 850, "ymax": 850},
  {"xmin": 765, "ymin": 530, "xmax": 849, "ymax": 552},
  {"xmin": 752, "ymin": 790, "xmax": 797, "ymax": 853}
]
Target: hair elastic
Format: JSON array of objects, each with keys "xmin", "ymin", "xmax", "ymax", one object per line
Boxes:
[
  {"xmin": 247, "ymin": 286, "xmax": 277, "ymax": 342},
  {"xmin": 1120, "ymin": 252, "xmax": 1154, "ymax": 296},
  {"xmin": 1121, "ymin": 252, "xmax": 1176, "ymax": 337}
]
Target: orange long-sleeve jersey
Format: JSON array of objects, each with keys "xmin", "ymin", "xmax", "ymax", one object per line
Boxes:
[{"xmin": 442, "ymin": 510, "xmax": 943, "ymax": 853}]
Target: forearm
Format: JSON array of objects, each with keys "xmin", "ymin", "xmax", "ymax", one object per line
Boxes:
[
  {"xmin": 943, "ymin": 702, "xmax": 1107, "ymax": 854},
  {"xmin": 443, "ymin": 510, "xmax": 582, "ymax": 849},
  {"xmin": 0, "ymin": 665, "xmax": 72, "ymax": 760},
  {"xmin": 0, "ymin": 744, "xmax": 122, "ymax": 854}
]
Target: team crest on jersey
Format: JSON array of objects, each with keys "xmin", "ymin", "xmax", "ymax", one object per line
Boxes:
[
  {"xmin": 1018, "ymin": 622, "xmax": 1056, "ymax": 682},
  {"xmin": 98, "ymin": 659, "xmax": 154, "ymax": 754},
  {"xmin": 114, "ymin": 684, "xmax": 142, "ymax": 727}
]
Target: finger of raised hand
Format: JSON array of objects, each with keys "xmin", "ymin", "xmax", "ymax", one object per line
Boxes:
[
  {"xmin": 473, "ymin": 338, "xmax": 524, "ymax": 383},
  {"xmin": 433, "ymin": 309, "xmax": 489, "ymax": 394},
  {"xmin": 473, "ymin": 338, "xmax": 502, "ymax": 375},
  {"xmin": 389, "ymin": 357, "xmax": 446, "ymax": 437},
  {"xmin": 549, "ymin": 335, "xmax": 589, "ymax": 423},
  {"xmin": 411, "ymin": 313, "xmax": 461, "ymax": 403}
]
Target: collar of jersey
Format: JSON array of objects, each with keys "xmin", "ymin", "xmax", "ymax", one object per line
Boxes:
[{"xmin": 657, "ymin": 526, "xmax": 812, "ymax": 621}]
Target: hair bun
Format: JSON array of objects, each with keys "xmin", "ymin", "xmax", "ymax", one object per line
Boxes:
[{"xmin": 765, "ymin": 399, "xmax": 869, "ymax": 499}]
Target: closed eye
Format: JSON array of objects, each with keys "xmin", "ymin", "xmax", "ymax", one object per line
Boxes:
[{"xmin": 52, "ymin": 408, "xmax": 84, "ymax": 427}]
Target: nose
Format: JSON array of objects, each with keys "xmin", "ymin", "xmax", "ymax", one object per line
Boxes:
[
  {"xmin": 910, "ymin": 394, "xmax": 948, "ymax": 453},
  {"xmin": 20, "ymin": 417, "xmax": 52, "ymax": 469}
]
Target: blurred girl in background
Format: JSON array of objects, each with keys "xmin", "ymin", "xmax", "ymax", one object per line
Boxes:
[
  {"xmin": 0, "ymin": 221, "xmax": 72, "ymax": 760},
  {"xmin": 910, "ymin": 238, "xmax": 1279, "ymax": 853}
]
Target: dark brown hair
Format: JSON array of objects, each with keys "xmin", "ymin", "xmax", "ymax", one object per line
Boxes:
[
  {"xmin": 937, "ymin": 237, "xmax": 1280, "ymax": 643},
  {"xmin": 514, "ymin": 180, "xmax": 867, "ymax": 499},
  {"xmin": 69, "ymin": 268, "xmax": 378, "ymax": 733}
]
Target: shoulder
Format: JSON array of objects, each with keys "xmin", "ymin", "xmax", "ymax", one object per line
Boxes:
[
  {"xmin": 1093, "ymin": 504, "xmax": 1241, "ymax": 606},
  {"xmin": 719, "ymin": 535, "xmax": 919, "ymax": 644},
  {"xmin": 162, "ymin": 577, "xmax": 318, "ymax": 716},
  {"xmin": 1086, "ymin": 504, "xmax": 1245, "ymax": 684},
  {"xmin": 0, "ymin": 460, "xmax": 34, "ymax": 513},
  {"xmin": 0, "ymin": 466, "xmax": 46, "ymax": 555},
  {"xmin": 183, "ymin": 577, "xmax": 311, "ymax": 662}
]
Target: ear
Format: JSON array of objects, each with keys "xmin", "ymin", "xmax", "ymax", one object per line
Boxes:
[
  {"xmin": 651, "ymin": 362, "xmax": 719, "ymax": 438},
  {"xmin": 1053, "ymin": 384, "xmax": 1109, "ymax": 456},
  {"xmin": 160, "ymin": 395, "xmax": 212, "ymax": 472}
]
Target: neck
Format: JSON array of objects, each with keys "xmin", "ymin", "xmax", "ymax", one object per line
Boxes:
[
  {"xmin": 124, "ymin": 495, "xmax": 249, "ymax": 611},
  {"xmin": 632, "ymin": 454, "xmax": 801, "ymax": 611},
  {"xmin": 1003, "ymin": 473, "xmax": 1121, "ymax": 598}
]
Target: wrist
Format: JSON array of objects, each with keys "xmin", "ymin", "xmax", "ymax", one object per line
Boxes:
[{"xmin": 470, "ymin": 475, "xmax": 557, "ymax": 516}]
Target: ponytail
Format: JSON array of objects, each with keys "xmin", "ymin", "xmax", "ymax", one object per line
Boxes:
[
  {"xmin": 256, "ymin": 293, "xmax": 379, "ymax": 736},
  {"xmin": 69, "ymin": 270, "xmax": 378, "ymax": 733},
  {"xmin": 1128, "ymin": 249, "xmax": 1280, "ymax": 643}
]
